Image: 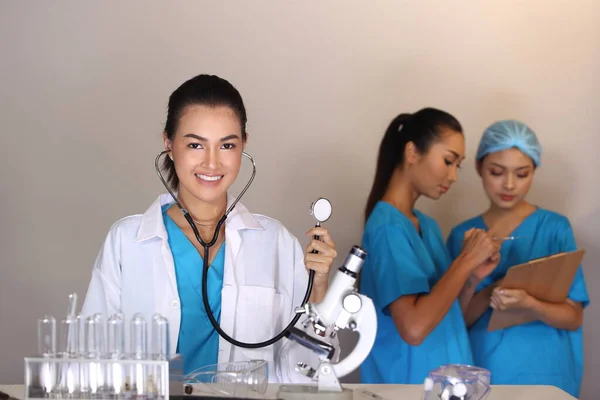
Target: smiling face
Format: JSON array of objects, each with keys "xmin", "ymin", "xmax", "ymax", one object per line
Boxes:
[
  {"xmin": 164, "ymin": 104, "xmax": 245, "ymax": 206},
  {"xmin": 478, "ymin": 147, "xmax": 535, "ymax": 210},
  {"xmin": 408, "ymin": 129, "xmax": 466, "ymax": 200}
]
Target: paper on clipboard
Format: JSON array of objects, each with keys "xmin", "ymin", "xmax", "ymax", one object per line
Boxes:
[{"xmin": 488, "ymin": 249, "xmax": 585, "ymax": 332}]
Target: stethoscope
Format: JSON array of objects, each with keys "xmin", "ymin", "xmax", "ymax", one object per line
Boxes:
[{"xmin": 154, "ymin": 150, "xmax": 331, "ymax": 349}]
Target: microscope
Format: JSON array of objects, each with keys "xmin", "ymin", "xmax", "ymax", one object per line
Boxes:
[{"xmin": 278, "ymin": 199, "xmax": 378, "ymax": 400}]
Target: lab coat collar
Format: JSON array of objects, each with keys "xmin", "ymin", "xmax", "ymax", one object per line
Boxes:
[{"xmin": 136, "ymin": 192, "xmax": 264, "ymax": 242}]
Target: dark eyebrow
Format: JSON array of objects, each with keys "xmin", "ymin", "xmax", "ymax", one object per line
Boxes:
[
  {"xmin": 447, "ymin": 150, "xmax": 465, "ymax": 161},
  {"xmin": 183, "ymin": 133, "xmax": 241, "ymax": 142},
  {"xmin": 489, "ymin": 162, "xmax": 532, "ymax": 170}
]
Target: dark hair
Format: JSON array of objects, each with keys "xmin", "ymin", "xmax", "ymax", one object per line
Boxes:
[
  {"xmin": 162, "ymin": 74, "xmax": 248, "ymax": 189},
  {"xmin": 364, "ymin": 107, "xmax": 463, "ymax": 221}
]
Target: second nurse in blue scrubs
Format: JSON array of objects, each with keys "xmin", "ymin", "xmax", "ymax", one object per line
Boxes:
[
  {"xmin": 359, "ymin": 108, "xmax": 501, "ymax": 384},
  {"xmin": 448, "ymin": 120, "xmax": 589, "ymax": 397},
  {"xmin": 447, "ymin": 120, "xmax": 589, "ymax": 397}
]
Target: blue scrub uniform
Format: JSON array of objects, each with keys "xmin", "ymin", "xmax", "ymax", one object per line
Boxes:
[
  {"xmin": 447, "ymin": 208, "xmax": 589, "ymax": 398},
  {"xmin": 163, "ymin": 206, "xmax": 226, "ymax": 374},
  {"xmin": 360, "ymin": 201, "xmax": 474, "ymax": 384}
]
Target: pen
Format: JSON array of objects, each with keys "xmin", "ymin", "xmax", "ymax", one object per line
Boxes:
[{"xmin": 493, "ymin": 236, "xmax": 520, "ymax": 241}]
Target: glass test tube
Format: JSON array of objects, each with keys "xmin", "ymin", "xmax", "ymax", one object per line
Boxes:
[
  {"xmin": 94, "ymin": 313, "xmax": 108, "ymax": 395},
  {"xmin": 107, "ymin": 314, "xmax": 125, "ymax": 396},
  {"xmin": 56, "ymin": 315, "xmax": 81, "ymax": 396},
  {"xmin": 93, "ymin": 313, "xmax": 106, "ymax": 356},
  {"xmin": 67, "ymin": 293, "xmax": 78, "ymax": 317},
  {"xmin": 151, "ymin": 314, "xmax": 169, "ymax": 360},
  {"xmin": 76, "ymin": 313, "xmax": 85, "ymax": 355},
  {"xmin": 150, "ymin": 314, "xmax": 169, "ymax": 399},
  {"xmin": 82, "ymin": 314, "xmax": 105, "ymax": 396},
  {"xmin": 85, "ymin": 315, "xmax": 102, "ymax": 358},
  {"xmin": 107, "ymin": 313, "xmax": 125, "ymax": 359},
  {"xmin": 38, "ymin": 315, "xmax": 56, "ymax": 357},
  {"xmin": 58, "ymin": 316, "xmax": 80, "ymax": 357},
  {"xmin": 36, "ymin": 315, "xmax": 57, "ymax": 396},
  {"xmin": 131, "ymin": 313, "xmax": 147, "ymax": 360},
  {"xmin": 131, "ymin": 313, "xmax": 148, "ymax": 397}
]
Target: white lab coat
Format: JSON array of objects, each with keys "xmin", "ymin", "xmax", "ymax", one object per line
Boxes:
[{"xmin": 81, "ymin": 193, "xmax": 339, "ymax": 384}]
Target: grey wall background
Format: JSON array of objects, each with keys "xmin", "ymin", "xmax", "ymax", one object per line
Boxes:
[{"xmin": 0, "ymin": 0, "xmax": 598, "ymax": 397}]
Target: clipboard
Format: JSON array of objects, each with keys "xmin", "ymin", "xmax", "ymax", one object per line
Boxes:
[{"xmin": 488, "ymin": 249, "xmax": 585, "ymax": 331}]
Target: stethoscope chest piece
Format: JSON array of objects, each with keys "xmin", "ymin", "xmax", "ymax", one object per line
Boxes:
[{"xmin": 310, "ymin": 197, "xmax": 332, "ymax": 225}]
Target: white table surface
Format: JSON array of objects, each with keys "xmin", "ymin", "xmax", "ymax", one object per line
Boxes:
[{"xmin": 0, "ymin": 383, "xmax": 577, "ymax": 400}]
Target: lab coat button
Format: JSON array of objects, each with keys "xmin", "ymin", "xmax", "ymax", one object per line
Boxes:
[{"xmin": 170, "ymin": 299, "xmax": 180, "ymax": 309}]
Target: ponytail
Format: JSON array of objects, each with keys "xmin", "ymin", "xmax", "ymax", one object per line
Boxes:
[{"xmin": 364, "ymin": 113, "xmax": 412, "ymax": 221}]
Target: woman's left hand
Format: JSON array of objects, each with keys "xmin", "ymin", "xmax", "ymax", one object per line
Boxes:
[
  {"xmin": 490, "ymin": 287, "xmax": 534, "ymax": 310},
  {"xmin": 304, "ymin": 227, "xmax": 337, "ymax": 302}
]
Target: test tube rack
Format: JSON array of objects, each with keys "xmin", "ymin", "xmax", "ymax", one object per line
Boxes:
[
  {"xmin": 29, "ymin": 293, "xmax": 184, "ymax": 400},
  {"xmin": 24, "ymin": 355, "xmax": 184, "ymax": 400}
]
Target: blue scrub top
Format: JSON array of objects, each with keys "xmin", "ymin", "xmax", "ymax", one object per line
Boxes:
[
  {"xmin": 162, "ymin": 205, "xmax": 226, "ymax": 375},
  {"xmin": 359, "ymin": 201, "xmax": 474, "ymax": 384},
  {"xmin": 447, "ymin": 208, "xmax": 589, "ymax": 398}
]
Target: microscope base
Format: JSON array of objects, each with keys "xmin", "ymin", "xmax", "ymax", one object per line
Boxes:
[{"xmin": 276, "ymin": 385, "xmax": 353, "ymax": 400}]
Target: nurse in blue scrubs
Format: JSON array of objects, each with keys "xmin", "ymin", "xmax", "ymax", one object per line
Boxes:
[
  {"xmin": 447, "ymin": 120, "xmax": 589, "ymax": 397},
  {"xmin": 162, "ymin": 205, "xmax": 227, "ymax": 374},
  {"xmin": 359, "ymin": 108, "xmax": 501, "ymax": 384}
]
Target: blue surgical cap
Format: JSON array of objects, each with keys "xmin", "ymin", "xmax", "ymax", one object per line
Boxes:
[{"xmin": 475, "ymin": 120, "xmax": 542, "ymax": 167}]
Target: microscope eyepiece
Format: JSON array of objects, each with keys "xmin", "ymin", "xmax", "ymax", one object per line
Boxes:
[{"xmin": 339, "ymin": 245, "xmax": 367, "ymax": 277}]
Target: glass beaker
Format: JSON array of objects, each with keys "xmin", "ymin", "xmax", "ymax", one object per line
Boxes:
[{"xmin": 423, "ymin": 364, "xmax": 491, "ymax": 400}]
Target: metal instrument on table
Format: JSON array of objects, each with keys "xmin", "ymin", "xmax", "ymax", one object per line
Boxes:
[{"xmin": 278, "ymin": 244, "xmax": 378, "ymax": 400}]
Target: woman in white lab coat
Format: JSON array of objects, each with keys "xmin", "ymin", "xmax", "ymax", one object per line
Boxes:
[{"xmin": 81, "ymin": 74, "xmax": 338, "ymax": 383}]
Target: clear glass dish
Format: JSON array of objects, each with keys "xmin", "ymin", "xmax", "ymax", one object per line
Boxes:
[
  {"xmin": 183, "ymin": 359, "xmax": 269, "ymax": 397},
  {"xmin": 423, "ymin": 364, "xmax": 491, "ymax": 400}
]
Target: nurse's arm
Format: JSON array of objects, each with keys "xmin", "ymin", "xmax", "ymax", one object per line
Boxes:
[
  {"xmin": 387, "ymin": 255, "xmax": 476, "ymax": 346},
  {"xmin": 525, "ymin": 297, "xmax": 583, "ymax": 330},
  {"xmin": 463, "ymin": 284, "xmax": 496, "ymax": 327},
  {"xmin": 458, "ymin": 277, "xmax": 477, "ymax": 312},
  {"xmin": 458, "ymin": 253, "xmax": 502, "ymax": 315},
  {"xmin": 492, "ymin": 288, "xmax": 583, "ymax": 330}
]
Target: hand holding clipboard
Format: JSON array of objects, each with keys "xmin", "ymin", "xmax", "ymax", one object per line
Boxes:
[{"xmin": 488, "ymin": 249, "xmax": 585, "ymax": 331}]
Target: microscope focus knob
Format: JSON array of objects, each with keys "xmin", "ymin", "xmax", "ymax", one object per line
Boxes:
[{"xmin": 343, "ymin": 293, "xmax": 362, "ymax": 314}]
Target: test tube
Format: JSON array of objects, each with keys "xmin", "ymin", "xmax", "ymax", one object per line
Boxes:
[
  {"xmin": 82, "ymin": 315, "xmax": 106, "ymax": 396},
  {"xmin": 37, "ymin": 315, "xmax": 57, "ymax": 396},
  {"xmin": 151, "ymin": 314, "xmax": 169, "ymax": 360},
  {"xmin": 58, "ymin": 315, "xmax": 80, "ymax": 357},
  {"xmin": 131, "ymin": 313, "xmax": 147, "ymax": 360},
  {"xmin": 54, "ymin": 315, "xmax": 79, "ymax": 397},
  {"xmin": 67, "ymin": 293, "xmax": 78, "ymax": 317},
  {"xmin": 76, "ymin": 313, "xmax": 85, "ymax": 355},
  {"xmin": 94, "ymin": 313, "xmax": 108, "ymax": 395},
  {"xmin": 107, "ymin": 313, "xmax": 125, "ymax": 359},
  {"xmin": 64, "ymin": 294, "xmax": 79, "ymax": 353},
  {"xmin": 93, "ymin": 313, "xmax": 106, "ymax": 356},
  {"xmin": 37, "ymin": 315, "xmax": 57, "ymax": 357},
  {"xmin": 106, "ymin": 313, "xmax": 125, "ymax": 396},
  {"xmin": 148, "ymin": 314, "xmax": 168, "ymax": 399},
  {"xmin": 131, "ymin": 313, "xmax": 148, "ymax": 397},
  {"xmin": 84, "ymin": 315, "xmax": 103, "ymax": 358}
]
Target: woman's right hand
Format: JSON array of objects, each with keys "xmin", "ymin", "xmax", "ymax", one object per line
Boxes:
[{"xmin": 459, "ymin": 228, "xmax": 500, "ymax": 273}]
